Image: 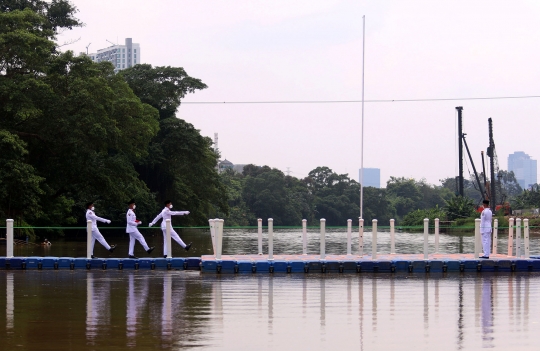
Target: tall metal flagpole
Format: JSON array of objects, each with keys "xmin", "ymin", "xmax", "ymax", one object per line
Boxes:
[{"xmin": 360, "ymin": 15, "xmax": 365, "ymax": 219}]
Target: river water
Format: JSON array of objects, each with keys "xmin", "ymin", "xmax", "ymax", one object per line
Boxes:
[{"xmin": 1, "ymin": 229, "xmax": 540, "ymax": 350}]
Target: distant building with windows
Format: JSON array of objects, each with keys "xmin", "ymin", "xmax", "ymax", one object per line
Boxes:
[
  {"xmin": 508, "ymin": 151, "xmax": 537, "ymax": 189},
  {"xmin": 359, "ymin": 168, "xmax": 380, "ymax": 188},
  {"xmin": 87, "ymin": 38, "xmax": 140, "ymax": 73}
]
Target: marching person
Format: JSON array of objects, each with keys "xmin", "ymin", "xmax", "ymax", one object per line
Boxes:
[
  {"xmin": 126, "ymin": 200, "xmax": 154, "ymax": 259},
  {"xmin": 149, "ymin": 200, "xmax": 192, "ymax": 258},
  {"xmin": 480, "ymin": 199, "xmax": 493, "ymax": 259},
  {"xmin": 86, "ymin": 202, "xmax": 116, "ymax": 259}
]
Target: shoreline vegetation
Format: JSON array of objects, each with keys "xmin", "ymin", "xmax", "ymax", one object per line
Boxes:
[{"xmin": 1, "ymin": 2, "xmax": 540, "ymax": 242}]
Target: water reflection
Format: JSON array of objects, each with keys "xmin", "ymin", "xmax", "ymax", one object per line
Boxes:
[{"xmin": 3, "ymin": 272, "xmax": 540, "ymax": 350}]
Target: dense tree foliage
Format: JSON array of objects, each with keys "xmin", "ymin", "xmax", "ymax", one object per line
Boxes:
[{"xmin": 0, "ymin": 2, "xmax": 226, "ymax": 227}]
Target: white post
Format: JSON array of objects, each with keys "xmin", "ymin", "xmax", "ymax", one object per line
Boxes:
[
  {"xmin": 216, "ymin": 219, "xmax": 223, "ymax": 260},
  {"xmin": 6, "ymin": 219, "xmax": 14, "ymax": 258},
  {"xmin": 208, "ymin": 219, "xmax": 216, "ymax": 254},
  {"xmin": 165, "ymin": 219, "xmax": 172, "ymax": 258},
  {"xmin": 524, "ymin": 218, "xmax": 530, "ymax": 259},
  {"xmin": 371, "ymin": 219, "xmax": 377, "ymax": 260},
  {"xmin": 474, "ymin": 218, "xmax": 480, "ymax": 259},
  {"xmin": 508, "ymin": 217, "xmax": 514, "ymax": 257},
  {"xmin": 302, "ymin": 219, "xmax": 308, "ymax": 255},
  {"xmin": 268, "ymin": 218, "xmax": 274, "ymax": 260},
  {"xmin": 516, "ymin": 218, "xmax": 522, "ymax": 258},
  {"xmin": 390, "ymin": 219, "xmax": 395, "ymax": 254},
  {"xmin": 347, "ymin": 219, "xmax": 352, "ymax": 256},
  {"xmin": 86, "ymin": 220, "xmax": 92, "ymax": 259},
  {"xmin": 434, "ymin": 218, "xmax": 440, "ymax": 254},
  {"xmin": 492, "ymin": 219, "xmax": 498, "ymax": 255},
  {"xmin": 320, "ymin": 218, "xmax": 326, "ymax": 260},
  {"xmin": 359, "ymin": 218, "xmax": 364, "ymax": 256},
  {"xmin": 423, "ymin": 218, "xmax": 429, "ymax": 260},
  {"xmin": 257, "ymin": 218, "xmax": 263, "ymax": 255}
]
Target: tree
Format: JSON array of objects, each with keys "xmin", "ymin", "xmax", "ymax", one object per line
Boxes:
[{"xmin": 445, "ymin": 196, "xmax": 476, "ymax": 221}]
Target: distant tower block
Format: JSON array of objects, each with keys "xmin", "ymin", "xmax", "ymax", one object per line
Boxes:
[{"xmin": 214, "ymin": 133, "xmax": 218, "ymax": 152}]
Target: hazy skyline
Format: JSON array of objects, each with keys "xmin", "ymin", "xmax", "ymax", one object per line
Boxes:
[{"xmin": 58, "ymin": 1, "xmax": 540, "ymax": 186}]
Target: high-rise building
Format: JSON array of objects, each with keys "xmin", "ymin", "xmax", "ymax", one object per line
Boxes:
[
  {"xmin": 359, "ymin": 168, "xmax": 380, "ymax": 188},
  {"xmin": 87, "ymin": 38, "xmax": 140, "ymax": 73},
  {"xmin": 508, "ymin": 151, "xmax": 537, "ymax": 189}
]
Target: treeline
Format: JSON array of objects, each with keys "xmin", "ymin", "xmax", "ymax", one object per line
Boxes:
[{"xmin": 0, "ymin": 1, "xmax": 227, "ymax": 227}]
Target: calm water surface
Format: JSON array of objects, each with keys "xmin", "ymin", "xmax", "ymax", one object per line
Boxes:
[{"xmin": 1, "ymin": 271, "xmax": 540, "ymax": 350}]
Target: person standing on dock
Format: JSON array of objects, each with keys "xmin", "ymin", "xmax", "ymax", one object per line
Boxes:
[
  {"xmin": 126, "ymin": 200, "xmax": 155, "ymax": 259},
  {"xmin": 149, "ymin": 200, "xmax": 192, "ymax": 258},
  {"xmin": 480, "ymin": 199, "xmax": 493, "ymax": 259},
  {"xmin": 86, "ymin": 202, "xmax": 116, "ymax": 259}
]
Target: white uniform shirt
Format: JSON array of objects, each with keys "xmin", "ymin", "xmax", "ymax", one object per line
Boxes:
[
  {"xmin": 150, "ymin": 207, "xmax": 189, "ymax": 229},
  {"xmin": 480, "ymin": 207, "xmax": 493, "ymax": 233},
  {"xmin": 126, "ymin": 208, "xmax": 139, "ymax": 233},
  {"xmin": 86, "ymin": 209, "xmax": 109, "ymax": 230}
]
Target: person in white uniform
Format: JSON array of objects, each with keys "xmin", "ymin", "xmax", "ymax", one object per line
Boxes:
[
  {"xmin": 149, "ymin": 200, "xmax": 192, "ymax": 258},
  {"xmin": 86, "ymin": 202, "xmax": 116, "ymax": 259},
  {"xmin": 480, "ymin": 199, "xmax": 493, "ymax": 258},
  {"xmin": 126, "ymin": 200, "xmax": 154, "ymax": 259}
]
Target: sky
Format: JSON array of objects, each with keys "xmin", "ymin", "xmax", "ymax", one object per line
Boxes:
[{"xmin": 58, "ymin": 0, "xmax": 540, "ymax": 187}]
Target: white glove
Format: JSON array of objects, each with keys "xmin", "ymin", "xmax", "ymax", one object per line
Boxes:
[
  {"xmin": 137, "ymin": 221, "xmax": 143, "ymax": 225},
  {"xmin": 106, "ymin": 220, "xmax": 111, "ymax": 224},
  {"xmin": 184, "ymin": 211, "xmax": 190, "ymax": 215},
  {"xmin": 148, "ymin": 222, "xmax": 153, "ymax": 227}
]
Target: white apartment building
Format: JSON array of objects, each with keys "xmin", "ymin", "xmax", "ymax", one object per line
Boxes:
[{"xmin": 88, "ymin": 38, "xmax": 140, "ymax": 73}]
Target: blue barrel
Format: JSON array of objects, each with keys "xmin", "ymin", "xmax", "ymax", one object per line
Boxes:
[
  {"xmin": 0, "ymin": 257, "xmax": 6, "ymax": 269},
  {"xmin": 360, "ymin": 261, "xmax": 375, "ymax": 273},
  {"xmin": 308, "ymin": 261, "xmax": 323, "ymax": 273},
  {"xmin": 186, "ymin": 257, "xmax": 201, "ymax": 270},
  {"xmin": 121, "ymin": 258, "xmax": 138, "ymax": 269},
  {"xmin": 342, "ymin": 261, "xmax": 358, "ymax": 273},
  {"xmin": 461, "ymin": 259, "xmax": 479, "ymax": 272},
  {"xmin": 515, "ymin": 259, "xmax": 532, "ymax": 271},
  {"xmin": 410, "ymin": 260, "xmax": 427, "ymax": 273},
  {"xmin": 57, "ymin": 257, "xmax": 73, "ymax": 269},
  {"xmin": 325, "ymin": 260, "xmax": 341, "ymax": 273},
  {"xmin": 73, "ymin": 258, "xmax": 88, "ymax": 269},
  {"xmin": 393, "ymin": 260, "xmax": 410, "ymax": 272},
  {"xmin": 106, "ymin": 258, "xmax": 121, "ymax": 269},
  {"xmin": 220, "ymin": 260, "xmax": 236, "ymax": 273},
  {"xmin": 377, "ymin": 261, "xmax": 392, "ymax": 273},
  {"xmin": 201, "ymin": 260, "xmax": 218, "ymax": 273},
  {"xmin": 237, "ymin": 260, "xmax": 254, "ymax": 273},
  {"xmin": 8, "ymin": 257, "xmax": 25, "ymax": 270},
  {"xmin": 428, "ymin": 260, "xmax": 444, "ymax": 273},
  {"xmin": 445, "ymin": 260, "xmax": 461, "ymax": 272},
  {"xmin": 170, "ymin": 258, "xmax": 185, "ymax": 269},
  {"xmin": 272, "ymin": 260, "xmax": 288, "ymax": 273},
  {"xmin": 530, "ymin": 259, "xmax": 540, "ymax": 271},
  {"xmin": 138, "ymin": 258, "xmax": 153, "ymax": 269},
  {"xmin": 256, "ymin": 261, "xmax": 270, "ymax": 273},
  {"xmin": 154, "ymin": 258, "xmax": 168, "ymax": 270},
  {"xmin": 42, "ymin": 257, "xmax": 56, "ymax": 270},
  {"xmin": 89, "ymin": 258, "xmax": 106, "ymax": 270},
  {"xmin": 26, "ymin": 257, "xmax": 40, "ymax": 269},
  {"xmin": 496, "ymin": 259, "xmax": 513, "ymax": 271},
  {"xmin": 479, "ymin": 259, "xmax": 496, "ymax": 272},
  {"xmin": 289, "ymin": 260, "xmax": 306, "ymax": 273}
]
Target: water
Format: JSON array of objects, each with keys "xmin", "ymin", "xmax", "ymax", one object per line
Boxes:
[{"xmin": 1, "ymin": 271, "xmax": 540, "ymax": 350}]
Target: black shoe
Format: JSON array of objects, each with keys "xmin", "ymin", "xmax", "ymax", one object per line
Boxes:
[
  {"xmin": 164, "ymin": 255, "xmax": 167, "ymax": 258},
  {"xmin": 185, "ymin": 243, "xmax": 192, "ymax": 251},
  {"xmin": 109, "ymin": 244, "xmax": 116, "ymax": 253},
  {"xmin": 146, "ymin": 247, "xmax": 155, "ymax": 254},
  {"xmin": 91, "ymin": 255, "xmax": 97, "ymax": 259},
  {"xmin": 129, "ymin": 255, "xmax": 138, "ymax": 259},
  {"xmin": 480, "ymin": 256, "xmax": 489, "ymax": 259}
]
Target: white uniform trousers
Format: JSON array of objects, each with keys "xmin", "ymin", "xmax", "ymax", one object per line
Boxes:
[
  {"xmin": 162, "ymin": 228, "xmax": 186, "ymax": 255},
  {"xmin": 481, "ymin": 231, "xmax": 491, "ymax": 257},
  {"xmin": 91, "ymin": 229, "xmax": 111, "ymax": 252},
  {"xmin": 128, "ymin": 229, "xmax": 150, "ymax": 256}
]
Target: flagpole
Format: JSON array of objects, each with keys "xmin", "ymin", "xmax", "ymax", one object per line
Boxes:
[{"xmin": 360, "ymin": 15, "xmax": 365, "ymax": 219}]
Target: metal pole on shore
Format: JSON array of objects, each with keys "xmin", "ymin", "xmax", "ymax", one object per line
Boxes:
[
  {"xmin": 6, "ymin": 219, "xmax": 14, "ymax": 258},
  {"xmin": 302, "ymin": 219, "xmax": 307, "ymax": 255},
  {"xmin": 371, "ymin": 219, "xmax": 377, "ymax": 260},
  {"xmin": 359, "ymin": 15, "xmax": 365, "ymax": 220},
  {"xmin": 423, "ymin": 218, "xmax": 429, "ymax": 260},
  {"xmin": 390, "ymin": 219, "xmax": 395, "ymax": 254},
  {"xmin": 359, "ymin": 218, "xmax": 364, "ymax": 256},
  {"xmin": 268, "ymin": 218, "xmax": 274, "ymax": 260},
  {"xmin": 258, "ymin": 218, "xmax": 263, "ymax": 255},
  {"xmin": 434, "ymin": 218, "xmax": 440, "ymax": 254},
  {"xmin": 492, "ymin": 219, "xmax": 498, "ymax": 255},
  {"xmin": 508, "ymin": 217, "xmax": 514, "ymax": 256},
  {"xmin": 320, "ymin": 218, "xmax": 326, "ymax": 260},
  {"xmin": 86, "ymin": 220, "xmax": 92, "ymax": 259},
  {"xmin": 524, "ymin": 218, "xmax": 530, "ymax": 259},
  {"xmin": 347, "ymin": 219, "xmax": 352, "ymax": 256},
  {"xmin": 474, "ymin": 219, "xmax": 480, "ymax": 259},
  {"xmin": 516, "ymin": 218, "xmax": 522, "ymax": 258},
  {"xmin": 165, "ymin": 219, "xmax": 172, "ymax": 258}
]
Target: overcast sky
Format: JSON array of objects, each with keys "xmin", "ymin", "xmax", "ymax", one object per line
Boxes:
[{"xmin": 58, "ymin": 1, "xmax": 540, "ymax": 186}]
